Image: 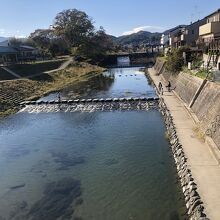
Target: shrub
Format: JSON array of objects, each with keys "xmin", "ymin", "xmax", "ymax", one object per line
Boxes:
[{"xmin": 165, "ymin": 48, "xmax": 184, "ymax": 74}]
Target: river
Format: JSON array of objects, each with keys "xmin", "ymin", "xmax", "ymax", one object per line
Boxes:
[{"xmin": 0, "ymin": 67, "xmax": 187, "ymax": 220}]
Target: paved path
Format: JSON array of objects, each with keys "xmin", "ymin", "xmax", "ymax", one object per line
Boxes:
[
  {"xmin": 0, "ymin": 58, "xmax": 73, "ymax": 81},
  {"xmin": 27, "ymin": 57, "xmax": 73, "ymax": 79},
  {"xmin": 44, "ymin": 57, "xmax": 73, "ymax": 74},
  {"xmin": 148, "ymin": 68, "xmax": 220, "ymax": 220}
]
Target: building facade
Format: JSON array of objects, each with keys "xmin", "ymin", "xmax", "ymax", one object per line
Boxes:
[
  {"xmin": 0, "ymin": 46, "xmax": 18, "ymax": 64},
  {"xmin": 199, "ymin": 9, "xmax": 220, "ymax": 42},
  {"xmin": 168, "ymin": 25, "xmax": 186, "ymax": 48},
  {"xmin": 181, "ymin": 19, "xmax": 206, "ymax": 47}
]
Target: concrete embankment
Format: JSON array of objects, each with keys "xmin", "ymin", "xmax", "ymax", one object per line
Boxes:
[
  {"xmin": 148, "ymin": 59, "xmax": 220, "ymax": 220},
  {"xmin": 154, "ymin": 58, "xmax": 220, "ymax": 150}
]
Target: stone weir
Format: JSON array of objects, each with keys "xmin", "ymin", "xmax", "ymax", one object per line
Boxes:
[{"xmin": 19, "ymin": 97, "xmax": 159, "ymax": 113}]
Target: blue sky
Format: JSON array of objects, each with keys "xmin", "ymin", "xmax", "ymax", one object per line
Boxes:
[{"xmin": 0, "ymin": 0, "xmax": 219, "ymax": 37}]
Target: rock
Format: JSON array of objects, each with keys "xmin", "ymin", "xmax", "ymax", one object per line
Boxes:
[
  {"xmin": 50, "ymin": 151, "xmax": 85, "ymax": 170},
  {"xmin": 159, "ymin": 99, "xmax": 207, "ymax": 220},
  {"xmin": 10, "ymin": 183, "xmax": 25, "ymax": 190},
  {"xmin": 19, "ymin": 201, "xmax": 28, "ymax": 210},
  {"xmin": 28, "ymin": 178, "xmax": 82, "ymax": 220}
]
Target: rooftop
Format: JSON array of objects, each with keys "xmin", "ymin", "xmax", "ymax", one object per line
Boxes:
[{"xmin": 0, "ymin": 46, "xmax": 18, "ymax": 54}]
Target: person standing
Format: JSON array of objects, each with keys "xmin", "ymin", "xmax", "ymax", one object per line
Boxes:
[
  {"xmin": 58, "ymin": 92, "xmax": 61, "ymax": 102},
  {"xmin": 158, "ymin": 82, "xmax": 163, "ymax": 95},
  {"xmin": 166, "ymin": 81, "xmax": 171, "ymax": 92}
]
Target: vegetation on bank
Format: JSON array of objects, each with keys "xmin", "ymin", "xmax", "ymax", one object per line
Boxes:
[
  {"xmin": 0, "ymin": 62, "xmax": 105, "ymax": 117},
  {"xmin": 165, "ymin": 47, "xmax": 189, "ymax": 74},
  {"xmin": 27, "ymin": 9, "xmax": 114, "ymax": 62},
  {"xmin": 162, "ymin": 47, "xmax": 213, "ymax": 80}
]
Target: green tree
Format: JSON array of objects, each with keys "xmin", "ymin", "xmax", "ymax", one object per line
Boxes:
[
  {"xmin": 30, "ymin": 29, "xmax": 54, "ymax": 49},
  {"xmin": 166, "ymin": 48, "xmax": 185, "ymax": 74},
  {"xmin": 53, "ymin": 9, "xmax": 94, "ymax": 47},
  {"xmin": 77, "ymin": 27, "xmax": 113, "ymax": 60},
  {"xmin": 9, "ymin": 37, "xmax": 23, "ymax": 47}
]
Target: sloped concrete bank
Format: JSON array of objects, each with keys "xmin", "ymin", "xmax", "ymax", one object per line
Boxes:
[
  {"xmin": 154, "ymin": 58, "xmax": 220, "ymax": 150},
  {"xmin": 159, "ymin": 98, "xmax": 208, "ymax": 220},
  {"xmin": 146, "ymin": 67, "xmax": 209, "ymax": 219}
]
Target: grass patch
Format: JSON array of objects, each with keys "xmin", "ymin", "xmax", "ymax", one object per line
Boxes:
[
  {"xmin": 182, "ymin": 67, "xmax": 214, "ymax": 81},
  {"xmin": 157, "ymin": 56, "xmax": 167, "ymax": 62},
  {"xmin": 9, "ymin": 60, "xmax": 66, "ymax": 77},
  {"xmin": 193, "ymin": 126, "xmax": 205, "ymax": 142},
  {"xmin": 0, "ymin": 62, "xmax": 105, "ymax": 117},
  {"xmin": 0, "ymin": 68, "xmax": 16, "ymax": 80},
  {"xmin": 195, "ymin": 70, "xmax": 214, "ymax": 80},
  {"xmin": 195, "ymin": 70, "xmax": 208, "ymax": 79}
]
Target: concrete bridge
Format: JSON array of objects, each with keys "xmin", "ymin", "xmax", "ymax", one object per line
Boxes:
[
  {"xmin": 101, "ymin": 52, "xmax": 157, "ymax": 67},
  {"xmin": 19, "ymin": 97, "xmax": 159, "ymax": 113}
]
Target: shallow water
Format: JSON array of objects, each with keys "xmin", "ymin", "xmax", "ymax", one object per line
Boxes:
[
  {"xmin": 0, "ymin": 67, "xmax": 187, "ymax": 220},
  {"xmin": 39, "ymin": 67, "xmax": 156, "ymax": 101}
]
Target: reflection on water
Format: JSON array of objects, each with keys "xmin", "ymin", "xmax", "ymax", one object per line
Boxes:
[
  {"xmin": 39, "ymin": 67, "xmax": 156, "ymax": 101},
  {"xmin": 117, "ymin": 56, "xmax": 130, "ymax": 67},
  {"xmin": 0, "ymin": 67, "xmax": 187, "ymax": 220}
]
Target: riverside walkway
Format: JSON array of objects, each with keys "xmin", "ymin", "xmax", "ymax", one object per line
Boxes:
[{"xmin": 148, "ymin": 68, "xmax": 220, "ymax": 220}]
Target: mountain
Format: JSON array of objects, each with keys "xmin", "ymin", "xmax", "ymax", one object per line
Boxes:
[
  {"xmin": 112, "ymin": 31, "xmax": 162, "ymax": 46},
  {"xmin": 0, "ymin": 37, "xmax": 8, "ymax": 42}
]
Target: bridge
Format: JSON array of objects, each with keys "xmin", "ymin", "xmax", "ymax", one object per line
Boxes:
[
  {"xmin": 101, "ymin": 52, "xmax": 157, "ymax": 66},
  {"xmin": 19, "ymin": 97, "xmax": 159, "ymax": 113}
]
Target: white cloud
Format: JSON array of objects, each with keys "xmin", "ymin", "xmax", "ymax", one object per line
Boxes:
[
  {"xmin": 122, "ymin": 25, "xmax": 165, "ymax": 35},
  {"xmin": 0, "ymin": 29, "xmax": 27, "ymax": 38},
  {"xmin": 0, "ymin": 29, "xmax": 6, "ymax": 35}
]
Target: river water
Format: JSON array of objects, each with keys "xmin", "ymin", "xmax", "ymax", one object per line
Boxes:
[{"xmin": 0, "ymin": 67, "xmax": 186, "ymax": 220}]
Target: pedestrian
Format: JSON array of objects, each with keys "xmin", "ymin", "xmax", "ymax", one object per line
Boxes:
[
  {"xmin": 166, "ymin": 81, "xmax": 171, "ymax": 92},
  {"xmin": 58, "ymin": 92, "xmax": 61, "ymax": 102},
  {"xmin": 158, "ymin": 82, "xmax": 163, "ymax": 95}
]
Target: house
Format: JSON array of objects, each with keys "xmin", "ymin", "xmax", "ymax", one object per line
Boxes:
[
  {"xmin": 160, "ymin": 32, "xmax": 169, "ymax": 47},
  {"xmin": 199, "ymin": 9, "xmax": 220, "ymax": 43},
  {"xmin": 16, "ymin": 45, "xmax": 39, "ymax": 61},
  {"xmin": 0, "ymin": 40, "xmax": 10, "ymax": 47},
  {"xmin": 198, "ymin": 9, "xmax": 220, "ymax": 70},
  {"xmin": 180, "ymin": 19, "xmax": 206, "ymax": 47},
  {"xmin": 168, "ymin": 25, "xmax": 187, "ymax": 48},
  {"xmin": 0, "ymin": 46, "xmax": 18, "ymax": 64},
  {"xmin": 0, "ymin": 42, "xmax": 38, "ymax": 64}
]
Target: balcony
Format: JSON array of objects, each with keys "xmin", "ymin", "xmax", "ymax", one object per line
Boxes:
[{"xmin": 199, "ymin": 22, "xmax": 220, "ymax": 36}]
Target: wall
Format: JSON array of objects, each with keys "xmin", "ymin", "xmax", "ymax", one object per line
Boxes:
[
  {"xmin": 185, "ymin": 19, "xmax": 206, "ymax": 47},
  {"xmin": 174, "ymin": 73, "xmax": 203, "ymax": 105},
  {"xmin": 192, "ymin": 81, "xmax": 220, "ymax": 147},
  {"xmin": 153, "ymin": 58, "xmax": 166, "ymax": 75},
  {"xmin": 154, "ymin": 58, "xmax": 220, "ymax": 148}
]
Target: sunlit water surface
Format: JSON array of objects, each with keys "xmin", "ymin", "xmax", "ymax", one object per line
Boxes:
[{"xmin": 0, "ymin": 67, "xmax": 186, "ymax": 220}]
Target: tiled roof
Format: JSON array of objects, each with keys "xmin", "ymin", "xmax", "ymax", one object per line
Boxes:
[
  {"xmin": 205, "ymin": 8, "xmax": 220, "ymax": 18},
  {"xmin": 0, "ymin": 46, "xmax": 18, "ymax": 54},
  {"xmin": 19, "ymin": 45, "xmax": 36, "ymax": 51}
]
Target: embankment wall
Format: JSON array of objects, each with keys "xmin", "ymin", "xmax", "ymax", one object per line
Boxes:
[
  {"xmin": 154, "ymin": 58, "xmax": 220, "ymax": 149},
  {"xmin": 192, "ymin": 82, "xmax": 220, "ymax": 145}
]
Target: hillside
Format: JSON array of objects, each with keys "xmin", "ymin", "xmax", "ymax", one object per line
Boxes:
[
  {"xmin": 0, "ymin": 37, "xmax": 8, "ymax": 42},
  {"xmin": 113, "ymin": 31, "xmax": 161, "ymax": 46}
]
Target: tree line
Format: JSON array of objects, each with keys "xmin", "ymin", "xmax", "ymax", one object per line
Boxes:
[{"xmin": 10, "ymin": 9, "xmax": 114, "ymax": 62}]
